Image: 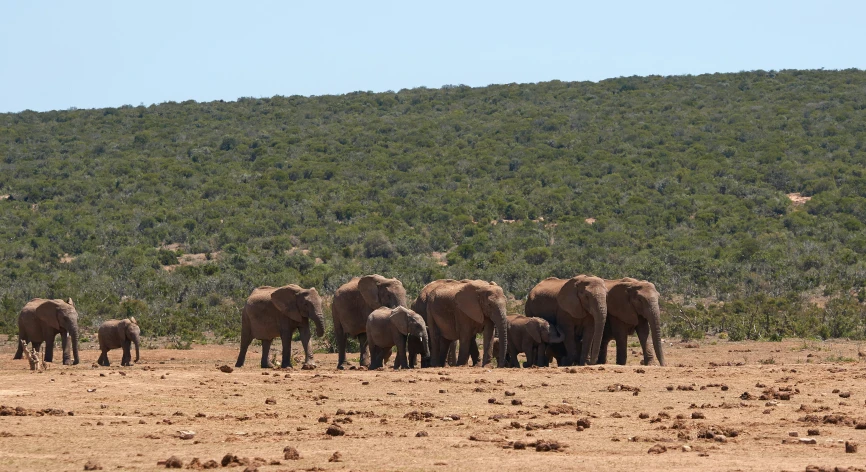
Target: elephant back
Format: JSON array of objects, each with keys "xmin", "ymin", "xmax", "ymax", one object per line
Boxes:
[{"xmin": 525, "ymin": 278, "xmax": 567, "ymax": 321}]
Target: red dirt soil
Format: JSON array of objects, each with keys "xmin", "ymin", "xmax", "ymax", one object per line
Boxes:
[{"xmin": 1, "ymin": 336, "xmax": 865, "ymax": 471}]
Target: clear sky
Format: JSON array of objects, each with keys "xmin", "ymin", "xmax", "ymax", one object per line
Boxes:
[{"xmin": 1, "ymin": 0, "xmax": 864, "ymax": 113}]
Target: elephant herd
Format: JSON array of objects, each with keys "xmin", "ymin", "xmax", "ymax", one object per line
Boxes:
[
  {"xmin": 234, "ymin": 274, "xmax": 665, "ymax": 370},
  {"xmin": 13, "ymin": 274, "xmax": 665, "ymax": 370}
]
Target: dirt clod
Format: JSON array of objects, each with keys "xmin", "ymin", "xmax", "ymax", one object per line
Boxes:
[
  {"xmin": 83, "ymin": 460, "xmax": 102, "ymax": 470},
  {"xmin": 283, "ymin": 446, "xmax": 300, "ymax": 460},
  {"xmin": 218, "ymin": 365, "xmax": 233, "ymax": 373},
  {"xmin": 326, "ymin": 424, "xmax": 345, "ymax": 436},
  {"xmin": 328, "ymin": 451, "xmax": 342, "ymax": 462},
  {"xmin": 264, "ymin": 397, "xmax": 276, "ymax": 405},
  {"xmin": 648, "ymin": 444, "xmax": 667, "ymax": 454},
  {"xmin": 845, "ymin": 441, "xmax": 858, "ymax": 453},
  {"xmin": 164, "ymin": 456, "xmax": 183, "ymax": 468},
  {"xmin": 416, "ymin": 431, "xmax": 428, "ymax": 437}
]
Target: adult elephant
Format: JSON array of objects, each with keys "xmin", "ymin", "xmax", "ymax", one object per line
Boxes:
[
  {"xmin": 525, "ymin": 275, "xmax": 608, "ymax": 366},
  {"xmin": 331, "ymin": 274, "xmax": 407, "ymax": 370},
  {"xmin": 97, "ymin": 318, "xmax": 141, "ymax": 366},
  {"xmin": 408, "ymin": 279, "xmax": 473, "ymax": 368},
  {"xmin": 598, "ymin": 278, "xmax": 666, "ymax": 366},
  {"xmin": 14, "ymin": 298, "xmax": 80, "ymax": 365},
  {"xmin": 235, "ymin": 284, "xmax": 325, "ymax": 368},
  {"xmin": 426, "ymin": 279, "xmax": 508, "ymax": 368}
]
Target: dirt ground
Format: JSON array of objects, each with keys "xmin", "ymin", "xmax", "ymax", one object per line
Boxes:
[{"xmin": 2, "ymin": 336, "xmax": 866, "ymax": 472}]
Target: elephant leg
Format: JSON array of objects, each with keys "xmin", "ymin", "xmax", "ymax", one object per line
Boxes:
[
  {"xmin": 368, "ymin": 346, "xmax": 381, "ymax": 370},
  {"xmin": 260, "ymin": 339, "xmax": 274, "ymax": 369},
  {"xmin": 428, "ymin": 324, "xmax": 443, "ymax": 367},
  {"xmin": 481, "ymin": 322, "xmax": 494, "ymax": 367},
  {"xmin": 407, "ymin": 336, "xmax": 419, "ymax": 368},
  {"xmin": 615, "ymin": 328, "xmax": 629, "ymax": 365},
  {"xmin": 357, "ymin": 333, "xmax": 370, "ymax": 367},
  {"xmin": 456, "ymin": 331, "xmax": 476, "ymax": 366},
  {"xmin": 98, "ymin": 350, "xmax": 109, "ymax": 366},
  {"xmin": 279, "ymin": 327, "xmax": 293, "ymax": 369},
  {"xmin": 470, "ymin": 338, "xmax": 480, "ymax": 366},
  {"xmin": 560, "ymin": 320, "xmax": 579, "ymax": 366},
  {"xmin": 446, "ymin": 341, "xmax": 458, "ymax": 366},
  {"xmin": 300, "ymin": 323, "xmax": 315, "ymax": 366},
  {"xmin": 60, "ymin": 331, "xmax": 71, "ymax": 365},
  {"xmin": 597, "ymin": 333, "xmax": 612, "ymax": 364},
  {"xmin": 395, "ymin": 335, "xmax": 409, "ymax": 370},
  {"xmin": 42, "ymin": 330, "xmax": 55, "ymax": 363},
  {"xmin": 335, "ymin": 323, "xmax": 347, "ymax": 370},
  {"xmin": 435, "ymin": 337, "xmax": 451, "ymax": 367},
  {"xmin": 636, "ymin": 318, "xmax": 654, "ymax": 366},
  {"xmin": 13, "ymin": 336, "xmax": 24, "ymax": 360},
  {"xmin": 121, "ymin": 340, "xmax": 132, "ymax": 366}
]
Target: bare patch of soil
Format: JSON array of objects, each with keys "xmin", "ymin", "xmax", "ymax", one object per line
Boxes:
[{"xmin": 0, "ymin": 337, "xmax": 865, "ymax": 471}]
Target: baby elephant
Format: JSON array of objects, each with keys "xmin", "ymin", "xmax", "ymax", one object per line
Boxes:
[
  {"xmin": 366, "ymin": 306, "xmax": 430, "ymax": 369},
  {"xmin": 505, "ymin": 314, "xmax": 564, "ymax": 368},
  {"xmin": 97, "ymin": 318, "xmax": 141, "ymax": 366}
]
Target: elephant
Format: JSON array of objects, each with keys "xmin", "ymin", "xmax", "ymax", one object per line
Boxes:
[
  {"xmin": 97, "ymin": 318, "xmax": 141, "ymax": 366},
  {"xmin": 366, "ymin": 306, "xmax": 430, "ymax": 369},
  {"xmin": 425, "ymin": 279, "xmax": 508, "ymax": 368},
  {"xmin": 525, "ymin": 275, "xmax": 608, "ymax": 366},
  {"xmin": 235, "ymin": 284, "xmax": 325, "ymax": 368},
  {"xmin": 504, "ymin": 314, "xmax": 565, "ymax": 368},
  {"xmin": 331, "ymin": 274, "xmax": 407, "ymax": 370},
  {"xmin": 597, "ymin": 278, "xmax": 666, "ymax": 366},
  {"xmin": 409, "ymin": 279, "xmax": 466, "ymax": 368},
  {"xmin": 14, "ymin": 298, "xmax": 80, "ymax": 365}
]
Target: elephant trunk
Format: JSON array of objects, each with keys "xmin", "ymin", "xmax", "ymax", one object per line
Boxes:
[
  {"xmin": 69, "ymin": 325, "xmax": 80, "ymax": 365},
  {"xmin": 548, "ymin": 326, "xmax": 565, "ymax": 344},
  {"xmin": 133, "ymin": 332, "xmax": 141, "ymax": 362},
  {"xmin": 493, "ymin": 304, "xmax": 507, "ymax": 368},
  {"xmin": 421, "ymin": 333, "xmax": 430, "ymax": 360},
  {"xmin": 587, "ymin": 295, "xmax": 607, "ymax": 365},
  {"xmin": 311, "ymin": 312, "xmax": 325, "ymax": 338},
  {"xmin": 648, "ymin": 300, "xmax": 665, "ymax": 366}
]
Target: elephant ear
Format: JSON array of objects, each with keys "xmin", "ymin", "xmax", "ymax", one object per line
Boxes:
[
  {"xmin": 557, "ymin": 277, "xmax": 586, "ymax": 320},
  {"xmin": 455, "ymin": 282, "xmax": 485, "ymax": 325},
  {"xmin": 608, "ymin": 281, "xmax": 639, "ymax": 326},
  {"xmin": 129, "ymin": 317, "xmax": 138, "ymax": 325},
  {"xmin": 358, "ymin": 275, "xmax": 383, "ymax": 310},
  {"xmin": 389, "ymin": 308, "xmax": 410, "ymax": 335},
  {"xmin": 31, "ymin": 299, "xmax": 63, "ymax": 330},
  {"xmin": 529, "ymin": 319, "xmax": 544, "ymax": 344},
  {"xmin": 271, "ymin": 286, "xmax": 303, "ymax": 323}
]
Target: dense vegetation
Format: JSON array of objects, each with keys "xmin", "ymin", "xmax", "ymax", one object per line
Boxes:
[{"xmin": 2, "ymin": 69, "xmax": 865, "ymax": 343}]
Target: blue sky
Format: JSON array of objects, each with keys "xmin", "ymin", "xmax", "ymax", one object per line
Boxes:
[{"xmin": 1, "ymin": 0, "xmax": 864, "ymax": 113}]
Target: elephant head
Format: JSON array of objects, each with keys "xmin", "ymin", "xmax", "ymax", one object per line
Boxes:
[
  {"xmin": 556, "ymin": 275, "xmax": 608, "ymax": 365},
  {"xmin": 454, "ymin": 280, "xmax": 508, "ymax": 367},
  {"xmin": 390, "ymin": 306, "xmax": 430, "ymax": 360},
  {"xmin": 34, "ymin": 298, "xmax": 80, "ymax": 365},
  {"xmin": 608, "ymin": 279, "xmax": 665, "ymax": 366},
  {"xmin": 126, "ymin": 317, "xmax": 141, "ymax": 363},
  {"xmin": 530, "ymin": 318, "xmax": 565, "ymax": 344},
  {"xmin": 272, "ymin": 285, "xmax": 325, "ymax": 337},
  {"xmin": 359, "ymin": 274, "xmax": 407, "ymax": 310}
]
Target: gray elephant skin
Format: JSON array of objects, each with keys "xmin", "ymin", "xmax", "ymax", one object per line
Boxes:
[
  {"xmin": 235, "ymin": 284, "xmax": 325, "ymax": 368},
  {"xmin": 504, "ymin": 314, "xmax": 564, "ymax": 367},
  {"xmin": 597, "ymin": 278, "xmax": 666, "ymax": 366},
  {"xmin": 525, "ymin": 275, "xmax": 608, "ymax": 366},
  {"xmin": 425, "ymin": 279, "xmax": 508, "ymax": 368},
  {"xmin": 14, "ymin": 298, "xmax": 80, "ymax": 365},
  {"xmin": 366, "ymin": 306, "xmax": 430, "ymax": 369},
  {"xmin": 331, "ymin": 274, "xmax": 406, "ymax": 370},
  {"xmin": 97, "ymin": 317, "xmax": 141, "ymax": 366}
]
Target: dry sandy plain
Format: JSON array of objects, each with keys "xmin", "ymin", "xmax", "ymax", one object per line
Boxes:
[{"xmin": 2, "ymin": 335, "xmax": 866, "ymax": 472}]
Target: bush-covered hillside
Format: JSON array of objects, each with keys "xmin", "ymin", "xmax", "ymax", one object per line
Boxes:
[{"xmin": 1, "ymin": 70, "xmax": 865, "ymax": 342}]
